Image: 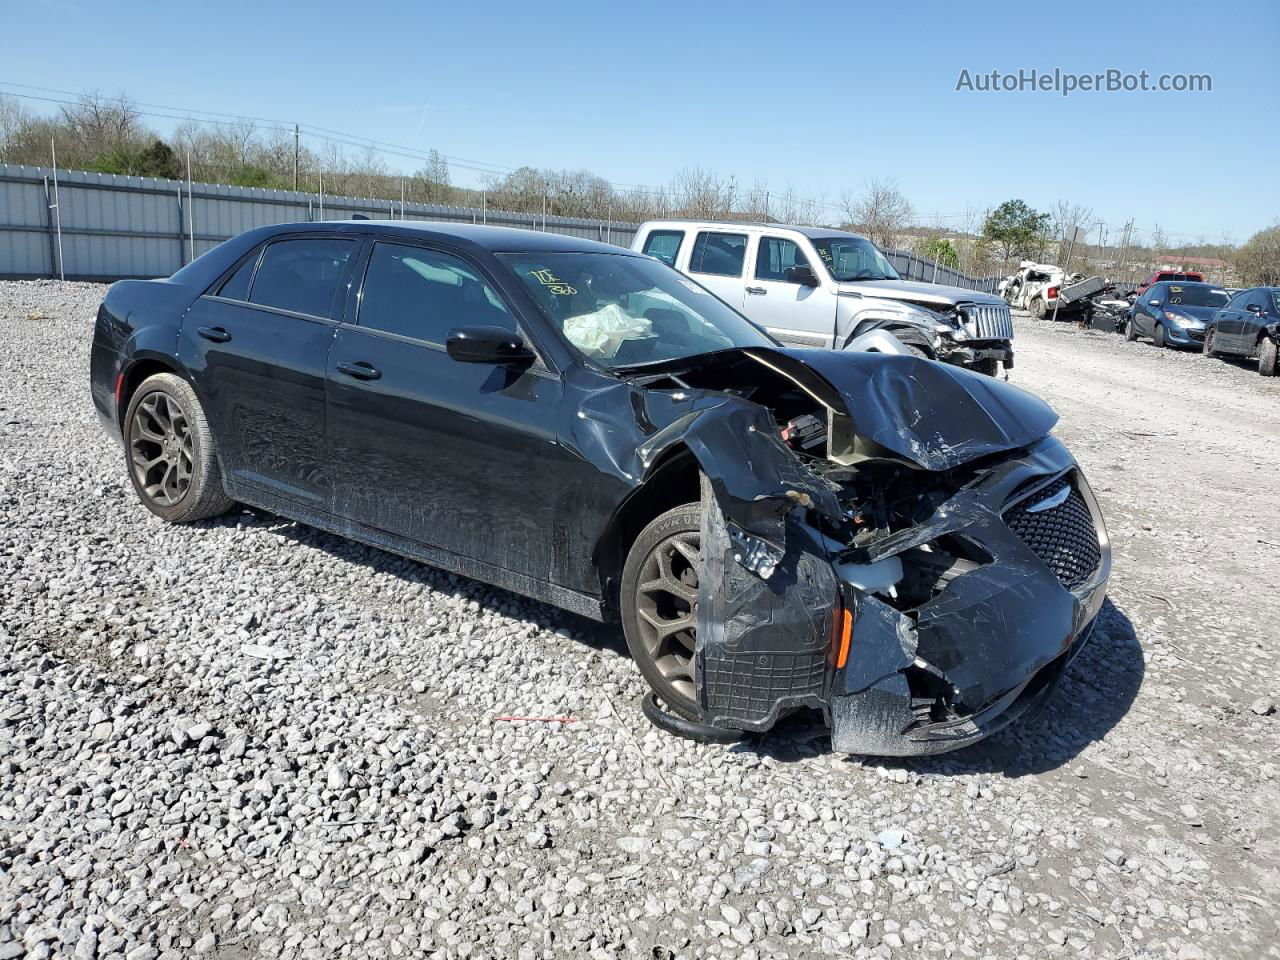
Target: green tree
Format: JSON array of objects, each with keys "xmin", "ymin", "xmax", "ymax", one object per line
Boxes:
[
  {"xmin": 915, "ymin": 236, "xmax": 959, "ymax": 269},
  {"xmin": 982, "ymin": 200, "xmax": 1051, "ymax": 268},
  {"xmin": 136, "ymin": 138, "xmax": 182, "ymax": 179}
]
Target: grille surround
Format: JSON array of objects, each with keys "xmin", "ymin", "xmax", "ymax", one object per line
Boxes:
[
  {"xmin": 961, "ymin": 303, "xmax": 1015, "ymax": 340},
  {"xmin": 1003, "ymin": 476, "xmax": 1101, "ymax": 590}
]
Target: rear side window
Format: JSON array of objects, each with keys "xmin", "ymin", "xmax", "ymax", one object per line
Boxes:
[
  {"xmin": 755, "ymin": 236, "xmax": 811, "ymax": 281},
  {"xmin": 357, "ymin": 242, "xmax": 513, "ymax": 344},
  {"xmin": 688, "ymin": 232, "xmax": 747, "ymax": 277},
  {"xmin": 216, "ymin": 251, "xmax": 259, "ymax": 301},
  {"xmin": 641, "ymin": 230, "xmax": 684, "ymax": 267},
  {"xmin": 249, "ymin": 238, "xmax": 357, "ymax": 318}
]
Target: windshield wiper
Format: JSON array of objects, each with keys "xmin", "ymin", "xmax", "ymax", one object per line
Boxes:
[{"xmin": 842, "ymin": 274, "xmax": 898, "ymax": 281}]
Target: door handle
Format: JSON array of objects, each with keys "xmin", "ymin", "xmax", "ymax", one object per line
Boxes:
[
  {"xmin": 197, "ymin": 326, "xmax": 231, "ymax": 343},
  {"xmin": 336, "ymin": 360, "xmax": 382, "ymax": 381},
  {"xmin": 746, "ymin": 286, "xmax": 767, "ymax": 295}
]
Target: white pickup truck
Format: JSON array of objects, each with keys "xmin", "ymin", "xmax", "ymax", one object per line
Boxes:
[{"xmin": 631, "ymin": 221, "xmax": 1014, "ymax": 376}]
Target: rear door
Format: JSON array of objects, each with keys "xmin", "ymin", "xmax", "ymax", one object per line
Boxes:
[
  {"xmin": 683, "ymin": 230, "xmax": 748, "ymax": 310},
  {"xmin": 743, "ymin": 234, "xmax": 837, "ymax": 347},
  {"xmin": 177, "ymin": 235, "xmax": 360, "ymax": 507},
  {"xmin": 324, "ymin": 238, "xmax": 569, "ymax": 574}
]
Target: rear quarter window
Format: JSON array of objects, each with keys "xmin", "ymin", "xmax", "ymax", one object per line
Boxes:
[
  {"xmin": 641, "ymin": 230, "xmax": 685, "ymax": 267},
  {"xmin": 249, "ymin": 238, "xmax": 357, "ymax": 318}
]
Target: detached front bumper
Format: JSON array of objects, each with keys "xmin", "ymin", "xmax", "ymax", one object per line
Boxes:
[{"xmin": 694, "ymin": 436, "xmax": 1111, "ymax": 757}]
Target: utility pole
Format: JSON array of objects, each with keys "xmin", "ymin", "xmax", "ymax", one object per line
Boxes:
[
  {"xmin": 186, "ymin": 150, "xmax": 195, "ymax": 263},
  {"xmin": 293, "ymin": 124, "xmax": 299, "ymax": 191},
  {"xmin": 1051, "ymin": 225, "xmax": 1082, "ymax": 324}
]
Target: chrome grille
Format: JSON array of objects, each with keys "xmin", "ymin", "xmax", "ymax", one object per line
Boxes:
[{"xmin": 961, "ymin": 303, "xmax": 1014, "ymax": 340}]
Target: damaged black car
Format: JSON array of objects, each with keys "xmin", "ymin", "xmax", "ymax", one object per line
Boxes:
[{"xmin": 89, "ymin": 222, "xmax": 1111, "ymax": 755}]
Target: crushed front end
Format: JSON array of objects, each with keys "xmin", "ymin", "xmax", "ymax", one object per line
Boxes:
[{"xmin": 663, "ymin": 348, "xmax": 1110, "ymax": 756}]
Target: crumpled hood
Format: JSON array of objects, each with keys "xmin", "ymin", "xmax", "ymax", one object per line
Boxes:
[
  {"xmin": 747, "ymin": 348, "xmax": 1058, "ymax": 471},
  {"xmin": 619, "ymin": 346, "xmax": 1058, "ymax": 472},
  {"xmin": 837, "ymin": 278, "xmax": 1006, "ymax": 310}
]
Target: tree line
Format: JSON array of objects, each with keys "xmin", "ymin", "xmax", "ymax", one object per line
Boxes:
[{"xmin": 1, "ymin": 91, "xmax": 1276, "ymax": 285}]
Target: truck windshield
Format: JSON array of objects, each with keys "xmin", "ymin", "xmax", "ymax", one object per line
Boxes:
[
  {"xmin": 811, "ymin": 237, "xmax": 901, "ymax": 281},
  {"xmin": 499, "ymin": 252, "xmax": 774, "ymax": 369}
]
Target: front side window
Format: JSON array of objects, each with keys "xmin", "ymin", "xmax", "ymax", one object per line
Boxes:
[
  {"xmin": 249, "ymin": 238, "xmax": 356, "ymax": 318},
  {"xmin": 358, "ymin": 242, "xmax": 512, "ymax": 343},
  {"xmin": 687, "ymin": 232, "xmax": 747, "ymax": 277},
  {"xmin": 500, "ymin": 252, "xmax": 772, "ymax": 368},
  {"xmin": 755, "ymin": 236, "xmax": 812, "ymax": 282},
  {"xmin": 641, "ymin": 230, "xmax": 684, "ymax": 267},
  {"xmin": 1226, "ymin": 290, "xmax": 1251, "ymax": 309},
  {"xmin": 810, "ymin": 236, "xmax": 901, "ymax": 282}
]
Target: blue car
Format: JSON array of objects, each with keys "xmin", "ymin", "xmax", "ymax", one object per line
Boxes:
[{"xmin": 1126, "ymin": 281, "xmax": 1231, "ymax": 349}]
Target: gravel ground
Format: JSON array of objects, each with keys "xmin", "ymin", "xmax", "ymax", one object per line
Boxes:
[{"xmin": 1, "ymin": 279, "xmax": 1277, "ymax": 960}]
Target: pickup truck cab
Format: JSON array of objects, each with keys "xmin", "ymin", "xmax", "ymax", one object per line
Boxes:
[{"xmin": 632, "ymin": 221, "xmax": 1013, "ymax": 376}]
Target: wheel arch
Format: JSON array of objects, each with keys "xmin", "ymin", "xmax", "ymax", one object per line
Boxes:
[
  {"xmin": 844, "ymin": 317, "xmax": 936, "ymax": 355},
  {"xmin": 593, "ymin": 444, "xmax": 702, "ymax": 620}
]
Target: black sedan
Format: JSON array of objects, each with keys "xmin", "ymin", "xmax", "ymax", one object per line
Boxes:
[
  {"xmin": 1204, "ymin": 286, "xmax": 1280, "ymax": 376},
  {"xmin": 1125, "ymin": 280, "xmax": 1230, "ymax": 349},
  {"xmin": 89, "ymin": 221, "xmax": 1110, "ymax": 755}
]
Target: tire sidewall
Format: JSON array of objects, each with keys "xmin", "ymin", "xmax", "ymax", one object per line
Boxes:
[
  {"xmin": 1154, "ymin": 324, "xmax": 1165, "ymax": 348},
  {"xmin": 1260, "ymin": 338, "xmax": 1278, "ymax": 376},
  {"xmin": 620, "ymin": 503, "xmax": 703, "ymax": 721},
  {"xmin": 1203, "ymin": 327, "xmax": 1215, "ymax": 356},
  {"xmin": 122, "ymin": 374, "xmax": 209, "ymax": 523}
]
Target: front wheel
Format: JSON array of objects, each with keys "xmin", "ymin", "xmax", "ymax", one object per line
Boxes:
[
  {"xmin": 123, "ymin": 372, "xmax": 233, "ymax": 523},
  {"xmin": 1154, "ymin": 324, "xmax": 1166, "ymax": 349},
  {"xmin": 1125, "ymin": 318, "xmax": 1138, "ymax": 341},
  {"xmin": 1259, "ymin": 338, "xmax": 1278, "ymax": 377},
  {"xmin": 1202, "ymin": 327, "xmax": 1218, "ymax": 357},
  {"xmin": 620, "ymin": 504, "xmax": 703, "ymax": 721}
]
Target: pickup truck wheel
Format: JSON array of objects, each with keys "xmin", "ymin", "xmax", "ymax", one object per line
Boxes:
[
  {"xmin": 1202, "ymin": 327, "xmax": 1218, "ymax": 357},
  {"xmin": 1030, "ymin": 297, "xmax": 1047, "ymax": 320},
  {"xmin": 124, "ymin": 373, "xmax": 234, "ymax": 523},
  {"xmin": 621, "ymin": 504, "xmax": 702, "ymax": 721},
  {"xmin": 971, "ymin": 358, "xmax": 1000, "ymax": 377},
  {"xmin": 1258, "ymin": 337, "xmax": 1278, "ymax": 376},
  {"xmin": 1154, "ymin": 324, "xmax": 1166, "ymax": 349}
]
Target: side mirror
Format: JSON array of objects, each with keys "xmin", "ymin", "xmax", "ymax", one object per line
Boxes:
[
  {"xmin": 446, "ymin": 325, "xmax": 533, "ymax": 364},
  {"xmin": 1247, "ymin": 303, "xmax": 1263, "ymax": 314},
  {"xmin": 785, "ymin": 264, "xmax": 819, "ymax": 287},
  {"xmin": 1148, "ymin": 299, "xmax": 1161, "ymax": 307}
]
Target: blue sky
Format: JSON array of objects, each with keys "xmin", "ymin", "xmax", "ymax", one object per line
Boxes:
[{"xmin": 2, "ymin": 0, "xmax": 1275, "ymax": 244}]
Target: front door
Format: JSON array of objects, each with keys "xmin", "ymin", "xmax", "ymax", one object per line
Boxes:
[
  {"xmin": 176, "ymin": 235, "xmax": 359, "ymax": 507},
  {"xmin": 744, "ymin": 234, "xmax": 837, "ymax": 347},
  {"xmin": 324, "ymin": 239, "xmax": 569, "ymax": 581}
]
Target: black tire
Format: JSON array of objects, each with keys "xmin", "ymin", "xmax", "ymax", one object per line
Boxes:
[
  {"xmin": 1030, "ymin": 297, "xmax": 1047, "ymax": 320},
  {"xmin": 1153, "ymin": 324, "xmax": 1166, "ymax": 349},
  {"xmin": 122, "ymin": 372, "xmax": 233, "ymax": 523},
  {"xmin": 971, "ymin": 358, "xmax": 1000, "ymax": 377},
  {"xmin": 620, "ymin": 503, "xmax": 702, "ymax": 721},
  {"xmin": 1259, "ymin": 337, "xmax": 1278, "ymax": 377},
  {"xmin": 1202, "ymin": 327, "xmax": 1218, "ymax": 357},
  {"xmin": 1125, "ymin": 317, "xmax": 1138, "ymax": 341}
]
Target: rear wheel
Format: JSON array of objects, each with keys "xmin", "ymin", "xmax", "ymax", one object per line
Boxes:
[
  {"xmin": 123, "ymin": 373, "xmax": 233, "ymax": 523},
  {"xmin": 1202, "ymin": 327, "xmax": 1218, "ymax": 357},
  {"xmin": 1154, "ymin": 324, "xmax": 1166, "ymax": 349},
  {"xmin": 1030, "ymin": 297, "xmax": 1047, "ymax": 320},
  {"xmin": 1259, "ymin": 337, "xmax": 1278, "ymax": 377},
  {"xmin": 620, "ymin": 504, "xmax": 702, "ymax": 721}
]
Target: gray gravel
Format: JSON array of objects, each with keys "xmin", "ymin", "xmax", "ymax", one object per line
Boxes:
[{"xmin": 1, "ymin": 279, "xmax": 1278, "ymax": 960}]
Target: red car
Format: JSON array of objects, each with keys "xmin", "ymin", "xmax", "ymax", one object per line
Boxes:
[{"xmin": 1136, "ymin": 270, "xmax": 1205, "ymax": 296}]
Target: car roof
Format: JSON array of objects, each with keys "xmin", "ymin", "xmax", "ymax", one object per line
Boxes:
[
  {"xmin": 1150, "ymin": 279, "xmax": 1218, "ymax": 287},
  {"xmin": 265, "ymin": 220, "xmax": 635, "ymax": 255},
  {"xmin": 641, "ymin": 220, "xmax": 868, "ymax": 241}
]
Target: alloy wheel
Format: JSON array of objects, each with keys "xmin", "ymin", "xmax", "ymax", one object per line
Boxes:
[
  {"xmin": 634, "ymin": 530, "xmax": 701, "ymax": 702},
  {"xmin": 128, "ymin": 391, "xmax": 194, "ymax": 506}
]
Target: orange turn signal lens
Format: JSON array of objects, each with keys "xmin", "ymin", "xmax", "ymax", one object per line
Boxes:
[{"xmin": 833, "ymin": 605, "xmax": 853, "ymax": 669}]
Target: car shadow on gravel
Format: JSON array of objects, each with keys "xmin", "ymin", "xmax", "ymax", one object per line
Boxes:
[
  {"xmin": 221, "ymin": 508, "xmax": 631, "ymax": 658},
  {"xmin": 745, "ymin": 598, "xmax": 1144, "ymax": 778}
]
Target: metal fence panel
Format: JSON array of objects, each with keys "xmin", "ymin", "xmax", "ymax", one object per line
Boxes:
[{"xmin": 1, "ymin": 162, "xmax": 980, "ymax": 290}]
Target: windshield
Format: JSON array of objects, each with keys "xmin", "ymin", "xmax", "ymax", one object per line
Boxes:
[
  {"xmin": 811, "ymin": 236, "xmax": 901, "ymax": 281},
  {"xmin": 1163, "ymin": 285, "xmax": 1229, "ymax": 308},
  {"xmin": 500, "ymin": 252, "xmax": 773, "ymax": 369}
]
